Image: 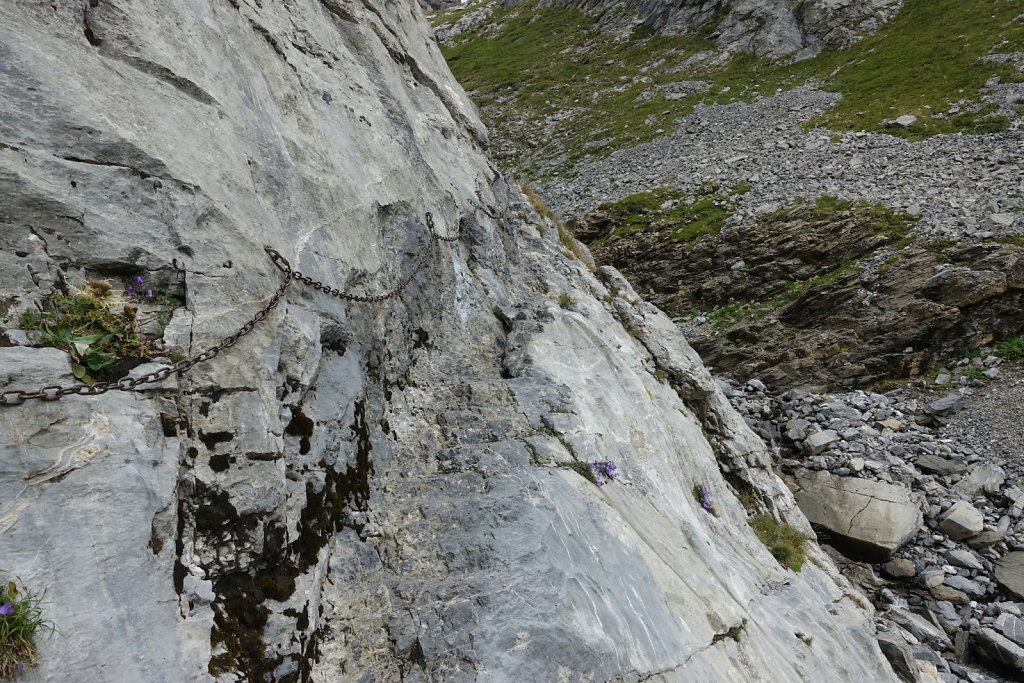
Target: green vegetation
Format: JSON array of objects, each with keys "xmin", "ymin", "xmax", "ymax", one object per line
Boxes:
[
  {"xmin": 19, "ymin": 282, "xmax": 154, "ymax": 383},
  {"xmin": 995, "ymin": 336, "xmax": 1024, "ymax": 361},
  {"xmin": 522, "ymin": 184, "xmax": 558, "ymax": 222},
  {"xmin": 0, "ymin": 575, "xmax": 56, "ymax": 677},
  {"xmin": 962, "ymin": 365, "xmax": 989, "ymax": 381},
  {"xmin": 703, "ymin": 260, "xmax": 861, "ymax": 330},
  {"xmin": 749, "ymin": 514, "xmax": 809, "ymax": 572},
  {"xmin": 803, "ymin": 196, "xmax": 918, "ymax": 239},
  {"xmin": 439, "ymin": 0, "xmax": 1022, "ymax": 176},
  {"xmin": 558, "ymin": 292, "xmax": 574, "ymax": 309},
  {"xmin": 595, "ymin": 184, "xmax": 748, "ymax": 245},
  {"xmin": 557, "ymin": 460, "xmax": 597, "ymax": 483}
]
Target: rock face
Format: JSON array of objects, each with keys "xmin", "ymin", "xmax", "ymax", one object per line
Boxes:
[
  {"xmin": 509, "ymin": 0, "xmax": 903, "ymax": 59},
  {"xmin": 577, "ymin": 200, "xmax": 1024, "ymax": 391},
  {"xmin": 0, "ymin": 2, "xmax": 898, "ymax": 682},
  {"xmin": 794, "ymin": 469, "xmax": 922, "ymax": 560}
]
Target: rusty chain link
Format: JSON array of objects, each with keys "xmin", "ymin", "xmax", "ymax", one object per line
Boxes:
[{"xmin": 1, "ymin": 212, "xmax": 459, "ymax": 407}]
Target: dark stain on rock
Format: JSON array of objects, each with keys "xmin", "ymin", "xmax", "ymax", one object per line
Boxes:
[
  {"xmin": 199, "ymin": 430, "xmax": 234, "ymax": 450},
  {"xmin": 209, "ymin": 453, "xmax": 231, "ymax": 472},
  {"xmin": 286, "ymin": 406, "xmax": 314, "ymax": 455}
]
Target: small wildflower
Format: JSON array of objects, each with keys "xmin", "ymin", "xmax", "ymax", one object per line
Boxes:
[
  {"xmin": 126, "ymin": 285, "xmax": 135, "ymax": 294},
  {"xmin": 17, "ymin": 662, "xmax": 25, "ymax": 672},
  {"xmin": 693, "ymin": 485, "xmax": 719, "ymax": 516},
  {"xmin": 588, "ymin": 460, "xmax": 619, "ymax": 486},
  {"xmin": 145, "ymin": 289, "xmax": 154, "ymax": 298},
  {"xmin": 0, "ymin": 602, "xmax": 13, "ymax": 616},
  {"xmin": 134, "ymin": 276, "xmax": 144, "ymax": 285}
]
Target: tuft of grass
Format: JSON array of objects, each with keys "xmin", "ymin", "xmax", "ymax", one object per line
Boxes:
[
  {"xmin": 19, "ymin": 284, "xmax": 154, "ymax": 383},
  {"xmin": 963, "ymin": 365, "xmax": 989, "ymax": 381},
  {"xmin": 557, "ymin": 460, "xmax": 596, "ymax": 484},
  {"xmin": 0, "ymin": 575, "xmax": 57, "ymax": 677},
  {"xmin": 749, "ymin": 515, "xmax": 809, "ymax": 571},
  {"xmin": 558, "ymin": 293, "xmax": 574, "ymax": 309},
  {"xmin": 523, "ymin": 184, "xmax": 558, "ymax": 222},
  {"xmin": 995, "ymin": 336, "xmax": 1024, "ymax": 361}
]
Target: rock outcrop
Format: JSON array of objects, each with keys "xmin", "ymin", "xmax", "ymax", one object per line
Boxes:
[
  {"xmin": 0, "ymin": 2, "xmax": 898, "ymax": 681},
  {"xmin": 575, "ymin": 200, "xmax": 1024, "ymax": 391},
  {"xmin": 453, "ymin": 0, "xmax": 904, "ymax": 59}
]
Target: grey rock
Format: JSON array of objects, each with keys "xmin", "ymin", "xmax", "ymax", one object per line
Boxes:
[
  {"xmin": 876, "ymin": 633, "xmax": 920, "ymax": 683},
  {"xmin": 895, "ymin": 114, "xmax": 918, "ymax": 128},
  {"xmin": 941, "ymin": 502, "xmax": 985, "ymax": 541},
  {"xmin": 795, "ymin": 469, "xmax": 922, "ymax": 558},
  {"xmin": 954, "ymin": 465, "xmax": 1005, "ymax": 497},
  {"xmin": 974, "ymin": 628, "xmax": 1024, "ymax": 674},
  {"xmin": 927, "ymin": 393, "xmax": 973, "ymax": 417},
  {"xmin": 915, "ymin": 453, "xmax": 968, "ymax": 476},
  {"xmin": 804, "ymin": 429, "xmax": 840, "ymax": 454},
  {"xmin": 882, "ymin": 558, "xmax": 917, "ymax": 578},
  {"xmin": 966, "ymin": 530, "xmax": 1006, "ymax": 550},
  {"xmin": 919, "ymin": 570, "xmax": 947, "ymax": 589},
  {"xmin": 944, "ymin": 549, "xmax": 984, "ymax": 571},
  {"xmin": 887, "ymin": 607, "xmax": 952, "ymax": 649},
  {"xmin": 995, "ymin": 613, "xmax": 1024, "ymax": 648},
  {"xmin": 943, "ymin": 575, "xmax": 985, "ymax": 599},
  {"xmin": 996, "ymin": 552, "xmax": 1024, "ymax": 601}
]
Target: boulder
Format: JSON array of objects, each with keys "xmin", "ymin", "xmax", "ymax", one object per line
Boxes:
[
  {"xmin": 995, "ymin": 613, "xmax": 1024, "ymax": 648},
  {"xmin": 927, "ymin": 393, "xmax": 972, "ymax": 417},
  {"xmin": 882, "ymin": 558, "xmax": 917, "ymax": 578},
  {"xmin": 940, "ymin": 502, "xmax": 984, "ymax": 540},
  {"xmin": 794, "ymin": 469, "xmax": 922, "ymax": 559},
  {"xmin": 974, "ymin": 628, "xmax": 1024, "ymax": 676},
  {"xmin": 995, "ymin": 552, "xmax": 1024, "ymax": 601},
  {"xmin": 804, "ymin": 429, "xmax": 840, "ymax": 454},
  {"xmin": 914, "ymin": 453, "xmax": 967, "ymax": 477},
  {"xmin": 876, "ymin": 633, "xmax": 919, "ymax": 683},
  {"xmin": 954, "ymin": 465, "xmax": 1005, "ymax": 497}
]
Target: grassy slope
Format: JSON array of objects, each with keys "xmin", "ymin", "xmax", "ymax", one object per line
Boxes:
[{"xmin": 439, "ymin": 0, "xmax": 1024, "ymax": 177}]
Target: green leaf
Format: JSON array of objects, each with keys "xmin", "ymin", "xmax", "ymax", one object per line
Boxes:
[
  {"xmin": 83, "ymin": 351, "xmax": 116, "ymax": 371},
  {"xmin": 72, "ymin": 364, "xmax": 87, "ymax": 379}
]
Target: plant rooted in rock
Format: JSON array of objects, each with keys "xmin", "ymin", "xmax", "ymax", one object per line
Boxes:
[
  {"xmin": 749, "ymin": 514, "xmax": 809, "ymax": 572},
  {"xmin": 19, "ymin": 281, "xmax": 156, "ymax": 382},
  {"xmin": 559, "ymin": 459, "xmax": 620, "ymax": 487},
  {"xmin": 0, "ymin": 575, "xmax": 56, "ymax": 678},
  {"xmin": 693, "ymin": 484, "xmax": 719, "ymax": 516}
]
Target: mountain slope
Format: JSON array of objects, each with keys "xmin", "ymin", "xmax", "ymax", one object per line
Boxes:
[{"xmin": 0, "ymin": 1, "xmax": 898, "ymax": 681}]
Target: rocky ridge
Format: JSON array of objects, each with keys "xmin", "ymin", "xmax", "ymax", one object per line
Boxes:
[
  {"xmin": 0, "ymin": 1, "xmax": 901, "ymax": 682},
  {"xmin": 440, "ymin": 0, "xmax": 905, "ymax": 59}
]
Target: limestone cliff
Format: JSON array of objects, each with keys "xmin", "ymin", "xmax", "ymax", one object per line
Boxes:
[
  {"xmin": 0, "ymin": 2, "xmax": 896, "ymax": 681},
  {"xmin": 458, "ymin": 0, "xmax": 904, "ymax": 59}
]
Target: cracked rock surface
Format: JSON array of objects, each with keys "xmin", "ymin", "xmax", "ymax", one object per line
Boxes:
[{"xmin": 1, "ymin": 2, "xmax": 896, "ymax": 681}]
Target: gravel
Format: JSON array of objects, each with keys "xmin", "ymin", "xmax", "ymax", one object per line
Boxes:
[{"xmin": 541, "ymin": 86, "xmax": 1023, "ymax": 242}]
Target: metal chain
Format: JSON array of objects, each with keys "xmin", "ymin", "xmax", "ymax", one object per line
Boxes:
[{"xmin": 0, "ymin": 212, "xmax": 460, "ymax": 407}]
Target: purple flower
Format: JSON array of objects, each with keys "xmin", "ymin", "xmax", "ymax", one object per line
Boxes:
[
  {"xmin": 17, "ymin": 663, "xmax": 24, "ymax": 672},
  {"xmin": 126, "ymin": 285, "xmax": 135, "ymax": 294},
  {"xmin": 145, "ymin": 289, "xmax": 154, "ymax": 298},
  {"xmin": 134, "ymin": 276, "xmax": 145, "ymax": 285},
  {"xmin": 0, "ymin": 602, "xmax": 13, "ymax": 615},
  {"xmin": 588, "ymin": 460, "xmax": 620, "ymax": 486}
]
